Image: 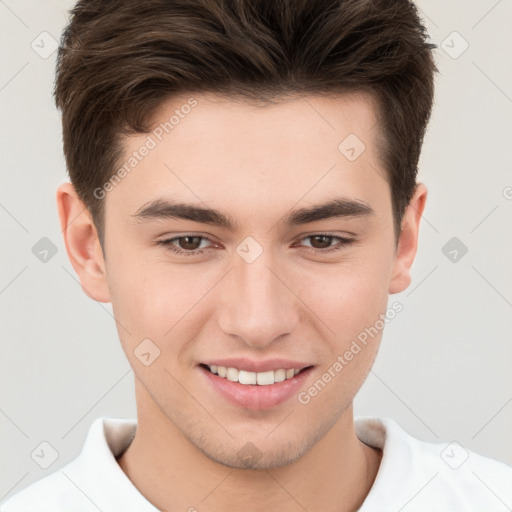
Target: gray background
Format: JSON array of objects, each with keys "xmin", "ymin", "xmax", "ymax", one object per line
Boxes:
[{"xmin": 1, "ymin": 0, "xmax": 511, "ymax": 504}]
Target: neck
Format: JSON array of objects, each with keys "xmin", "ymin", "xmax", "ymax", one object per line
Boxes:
[{"xmin": 117, "ymin": 380, "xmax": 382, "ymax": 512}]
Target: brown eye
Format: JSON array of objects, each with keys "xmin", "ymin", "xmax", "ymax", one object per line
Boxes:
[
  {"xmin": 299, "ymin": 234, "xmax": 355, "ymax": 254},
  {"xmin": 308, "ymin": 235, "xmax": 335, "ymax": 249},
  {"xmin": 176, "ymin": 236, "xmax": 203, "ymax": 251},
  {"xmin": 157, "ymin": 235, "xmax": 214, "ymax": 256}
]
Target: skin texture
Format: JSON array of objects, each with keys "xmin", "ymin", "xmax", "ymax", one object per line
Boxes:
[{"xmin": 57, "ymin": 92, "xmax": 427, "ymax": 512}]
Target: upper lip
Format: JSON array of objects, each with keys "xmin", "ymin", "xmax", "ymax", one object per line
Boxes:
[{"xmin": 200, "ymin": 358, "xmax": 313, "ymax": 373}]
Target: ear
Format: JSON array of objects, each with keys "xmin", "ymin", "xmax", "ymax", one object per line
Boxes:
[
  {"xmin": 56, "ymin": 182, "xmax": 111, "ymax": 303},
  {"xmin": 388, "ymin": 183, "xmax": 428, "ymax": 294}
]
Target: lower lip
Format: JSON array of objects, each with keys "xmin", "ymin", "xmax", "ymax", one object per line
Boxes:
[{"xmin": 199, "ymin": 365, "xmax": 314, "ymax": 410}]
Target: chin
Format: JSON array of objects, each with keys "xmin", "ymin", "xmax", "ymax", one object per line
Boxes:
[
  {"xmin": 189, "ymin": 418, "xmax": 333, "ymax": 470},
  {"xmin": 201, "ymin": 440, "xmax": 307, "ymax": 470}
]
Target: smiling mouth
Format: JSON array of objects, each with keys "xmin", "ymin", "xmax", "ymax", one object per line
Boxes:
[{"xmin": 200, "ymin": 363, "xmax": 312, "ymax": 386}]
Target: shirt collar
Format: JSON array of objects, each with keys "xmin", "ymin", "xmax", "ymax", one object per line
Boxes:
[
  {"xmin": 71, "ymin": 415, "xmax": 412, "ymax": 511},
  {"xmin": 66, "ymin": 417, "xmax": 159, "ymax": 511}
]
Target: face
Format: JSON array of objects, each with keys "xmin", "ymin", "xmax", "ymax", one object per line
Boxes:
[{"xmin": 86, "ymin": 92, "xmax": 411, "ymax": 469}]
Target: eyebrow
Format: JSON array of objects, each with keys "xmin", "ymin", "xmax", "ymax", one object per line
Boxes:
[{"xmin": 131, "ymin": 197, "xmax": 374, "ymax": 230}]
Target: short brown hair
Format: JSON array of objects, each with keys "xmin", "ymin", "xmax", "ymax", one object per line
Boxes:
[{"xmin": 54, "ymin": 0, "xmax": 437, "ymax": 246}]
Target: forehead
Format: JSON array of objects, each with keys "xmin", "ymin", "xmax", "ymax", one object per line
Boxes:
[
  {"xmin": 107, "ymin": 91, "xmax": 388, "ymax": 222},
  {"xmin": 149, "ymin": 91, "xmax": 380, "ymax": 154}
]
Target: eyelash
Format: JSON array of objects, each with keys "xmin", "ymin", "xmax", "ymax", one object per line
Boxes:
[{"xmin": 157, "ymin": 233, "xmax": 355, "ymax": 256}]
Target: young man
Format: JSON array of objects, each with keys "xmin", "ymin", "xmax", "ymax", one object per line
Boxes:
[{"xmin": 2, "ymin": 0, "xmax": 511, "ymax": 511}]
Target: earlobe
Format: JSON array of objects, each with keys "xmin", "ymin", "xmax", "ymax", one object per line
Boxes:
[
  {"xmin": 388, "ymin": 183, "xmax": 428, "ymax": 295},
  {"xmin": 56, "ymin": 182, "xmax": 111, "ymax": 303}
]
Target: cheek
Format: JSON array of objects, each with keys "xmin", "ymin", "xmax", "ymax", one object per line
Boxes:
[
  {"xmin": 106, "ymin": 249, "xmax": 220, "ymax": 349},
  {"xmin": 297, "ymin": 246, "xmax": 394, "ymax": 343},
  {"xmin": 295, "ymin": 256, "xmax": 392, "ymax": 410}
]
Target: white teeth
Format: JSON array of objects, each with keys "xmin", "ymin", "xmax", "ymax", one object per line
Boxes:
[
  {"xmin": 207, "ymin": 365, "xmax": 305, "ymax": 385},
  {"xmin": 226, "ymin": 367, "xmax": 239, "ymax": 382},
  {"xmin": 256, "ymin": 370, "xmax": 274, "ymax": 385},
  {"xmin": 239, "ymin": 370, "xmax": 257, "ymax": 385},
  {"xmin": 274, "ymin": 369, "xmax": 286, "ymax": 382}
]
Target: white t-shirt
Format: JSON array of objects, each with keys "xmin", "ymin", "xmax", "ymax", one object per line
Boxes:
[{"xmin": 1, "ymin": 416, "xmax": 511, "ymax": 511}]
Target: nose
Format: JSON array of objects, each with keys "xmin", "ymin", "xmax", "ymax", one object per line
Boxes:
[{"xmin": 217, "ymin": 245, "xmax": 300, "ymax": 349}]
